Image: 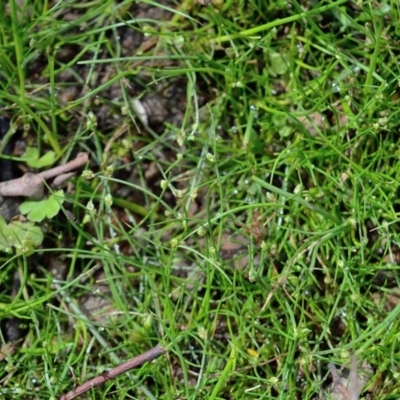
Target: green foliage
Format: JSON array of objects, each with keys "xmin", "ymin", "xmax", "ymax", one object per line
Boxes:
[
  {"xmin": 268, "ymin": 51, "xmax": 289, "ymax": 76},
  {"xmin": 19, "ymin": 190, "xmax": 65, "ymax": 222},
  {"xmin": 21, "ymin": 147, "xmax": 56, "ymax": 168},
  {"xmin": 1, "ymin": 0, "xmax": 400, "ymax": 399},
  {"xmin": 0, "ymin": 215, "xmax": 44, "ymax": 255}
]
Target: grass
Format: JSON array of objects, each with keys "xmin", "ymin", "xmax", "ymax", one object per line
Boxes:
[{"xmin": 1, "ymin": 0, "xmax": 400, "ymax": 399}]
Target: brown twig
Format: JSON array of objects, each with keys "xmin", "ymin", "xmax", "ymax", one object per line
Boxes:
[
  {"xmin": 51, "ymin": 172, "xmax": 76, "ymax": 188},
  {"xmin": 59, "ymin": 344, "xmax": 167, "ymax": 400},
  {"xmin": 348, "ymin": 354, "xmax": 359, "ymax": 400},
  {"xmin": 0, "ymin": 153, "xmax": 89, "ymax": 200},
  {"xmin": 328, "ymin": 362, "xmax": 350, "ymax": 400},
  {"xmin": 39, "ymin": 153, "xmax": 88, "ymax": 181}
]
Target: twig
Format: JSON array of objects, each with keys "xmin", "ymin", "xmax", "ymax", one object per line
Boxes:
[
  {"xmin": 328, "ymin": 362, "xmax": 350, "ymax": 400},
  {"xmin": 51, "ymin": 172, "xmax": 76, "ymax": 188},
  {"xmin": 59, "ymin": 344, "xmax": 167, "ymax": 400},
  {"xmin": 348, "ymin": 354, "xmax": 360, "ymax": 400},
  {"xmin": 0, "ymin": 153, "xmax": 89, "ymax": 199},
  {"xmin": 39, "ymin": 153, "xmax": 88, "ymax": 181}
]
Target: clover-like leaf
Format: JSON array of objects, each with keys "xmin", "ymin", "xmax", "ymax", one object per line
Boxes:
[
  {"xmin": 0, "ymin": 215, "xmax": 44, "ymax": 255},
  {"xmin": 19, "ymin": 190, "xmax": 65, "ymax": 222},
  {"xmin": 21, "ymin": 147, "xmax": 56, "ymax": 168},
  {"xmin": 268, "ymin": 51, "xmax": 289, "ymax": 76}
]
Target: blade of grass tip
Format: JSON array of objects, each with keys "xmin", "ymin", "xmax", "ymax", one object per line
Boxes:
[
  {"xmin": 242, "ymin": 106, "xmax": 256, "ymax": 150},
  {"xmin": 209, "ymin": 344, "xmax": 236, "ymax": 400},
  {"xmin": 252, "ymin": 176, "xmax": 342, "ymax": 224}
]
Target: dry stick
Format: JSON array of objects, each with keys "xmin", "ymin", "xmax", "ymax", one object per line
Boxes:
[
  {"xmin": 0, "ymin": 153, "xmax": 89, "ymax": 199},
  {"xmin": 39, "ymin": 153, "xmax": 88, "ymax": 181},
  {"xmin": 51, "ymin": 172, "xmax": 76, "ymax": 188},
  {"xmin": 328, "ymin": 362, "xmax": 350, "ymax": 400},
  {"xmin": 59, "ymin": 344, "xmax": 167, "ymax": 400},
  {"xmin": 348, "ymin": 354, "xmax": 360, "ymax": 400}
]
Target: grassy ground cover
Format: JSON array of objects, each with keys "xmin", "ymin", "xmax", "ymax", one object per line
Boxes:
[{"xmin": 0, "ymin": 0, "xmax": 400, "ymax": 399}]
